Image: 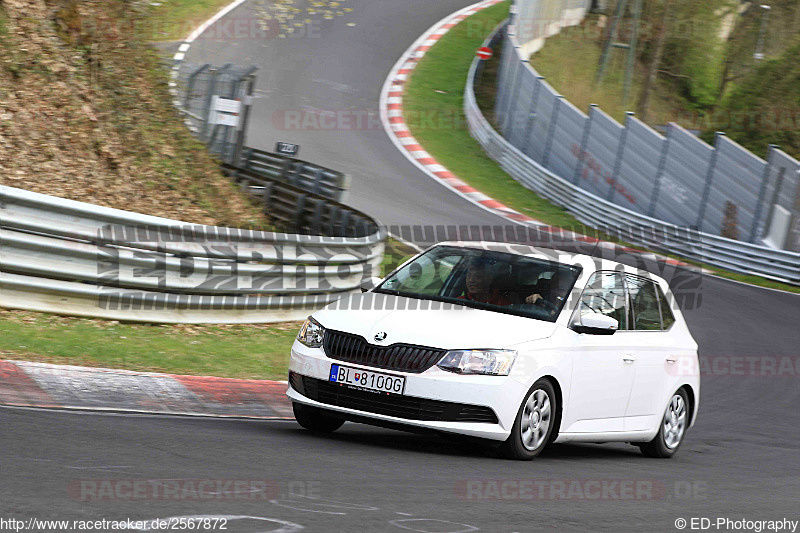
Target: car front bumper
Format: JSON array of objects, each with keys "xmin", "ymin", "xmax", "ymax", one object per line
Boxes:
[{"xmin": 287, "ymin": 340, "xmax": 527, "ymax": 441}]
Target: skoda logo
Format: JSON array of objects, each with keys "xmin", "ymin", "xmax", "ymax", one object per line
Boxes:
[{"xmin": 374, "ymin": 332, "xmax": 388, "ymax": 342}]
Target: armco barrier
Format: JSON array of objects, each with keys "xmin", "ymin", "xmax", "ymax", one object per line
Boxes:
[
  {"xmin": 465, "ymin": 25, "xmax": 800, "ymax": 284},
  {"xmin": 240, "ymin": 148, "xmax": 351, "ymax": 203},
  {"xmin": 0, "ymin": 185, "xmax": 386, "ymax": 323}
]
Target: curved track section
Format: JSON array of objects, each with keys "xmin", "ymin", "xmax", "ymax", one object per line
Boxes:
[{"xmin": 5, "ymin": 1, "xmax": 799, "ymax": 530}]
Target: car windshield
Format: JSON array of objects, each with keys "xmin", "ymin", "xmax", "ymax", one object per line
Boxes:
[{"xmin": 375, "ymin": 246, "xmax": 582, "ymax": 322}]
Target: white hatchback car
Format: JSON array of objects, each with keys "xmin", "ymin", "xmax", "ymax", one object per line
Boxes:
[{"xmin": 288, "ymin": 242, "xmax": 699, "ymax": 460}]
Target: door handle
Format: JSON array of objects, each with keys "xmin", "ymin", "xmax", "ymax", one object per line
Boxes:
[
  {"xmin": 665, "ymin": 356, "xmax": 678, "ymax": 365},
  {"xmin": 622, "ymin": 355, "xmax": 637, "ymax": 364}
]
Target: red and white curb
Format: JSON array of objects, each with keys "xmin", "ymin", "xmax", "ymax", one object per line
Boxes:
[
  {"xmin": 0, "ymin": 360, "xmax": 292, "ymax": 419},
  {"xmin": 378, "ymin": 0, "xmax": 703, "ymax": 271},
  {"xmin": 379, "ymin": 0, "xmax": 527, "ymax": 224}
]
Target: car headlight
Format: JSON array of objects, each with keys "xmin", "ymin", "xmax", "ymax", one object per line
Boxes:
[
  {"xmin": 297, "ymin": 317, "xmax": 325, "ymax": 348},
  {"xmin": 437, "ymin": 350, "xmax": 517, "ymax": 376}
]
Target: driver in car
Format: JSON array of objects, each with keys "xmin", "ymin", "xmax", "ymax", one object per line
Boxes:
[
  {"xmin": 525, "ymin": 272, "xmax": 570, "ymax": 306},
  {"xmin": 459, "ymin": 258, "xmax": 513, "ymax": 306}
]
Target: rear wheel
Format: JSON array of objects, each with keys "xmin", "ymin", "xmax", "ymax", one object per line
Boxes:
[
  {"xmin": 499, "ymin": 379, "xmax": 557, "ymax": 460},
  {"xmin": 639, "ymin": 389, "xmax": 689, "ymax": 458},
  {"xmin": 292, "ymin": 402, "xmax": 345, "ymax": 434}
]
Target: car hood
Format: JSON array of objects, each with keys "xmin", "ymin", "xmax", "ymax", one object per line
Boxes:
[{"xmin": 313, "ymin": 293, "xmax": 558, "ymax": 350}]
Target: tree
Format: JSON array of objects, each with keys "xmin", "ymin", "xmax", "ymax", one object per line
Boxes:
[{"xmin": 636, "ymin": 0, "xmax": 672, "ymax": 122}]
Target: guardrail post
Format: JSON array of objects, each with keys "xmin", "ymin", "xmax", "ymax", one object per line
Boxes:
[
  {"xmin": 572, "ymin": 104, "xmax": 597, "ymax": 184},
  {"xmin": 647, "ymin": 124, "xmax": 672, "ymax": 217},
  {"xmin": 293, "ymin": 194, "xmax": 308, "ymax": 232},
  {"xmin": 522, "ymin": 75, "xmax": 545, "ymax": 157},
  {"xmin": 695, "ymin": 132, "xmax": 724, "ymax": 231},
  {"xmin": 748, "ymin": 144, "xmax": 778, "ymax": 243},
  {"xmin": 311, "ymin": 168, "xmax": 324, "ymax": 195},
  {"xmin": 607, "ymin": 111, "xmax": 633, "ymax": 202},
  {"xmin": 541, "ymin": 95, "xmax": 563, "ymax": 168},
  {"xmin": 336, "ymin": 174, "xmax": 351, "ymax": 203}
]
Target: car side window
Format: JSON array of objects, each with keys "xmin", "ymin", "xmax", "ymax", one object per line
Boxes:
[
  {"xmin": 656, "ymin": 284, "xmax": 676, "ymax": 330},
  {"xmin": 579, "ymin": 272, "xmax": 629, "ymax": 330},
  {"xmin": 383, "ymin": 254, "xmax": 461, "ymax": 296},
  {"xmin": 625, "ymin": 275, "xmax": 662, "ymax": 331}
]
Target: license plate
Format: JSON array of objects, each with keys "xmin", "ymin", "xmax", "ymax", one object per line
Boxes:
[{"xmin": 329, "ymin": 364, "xmax": 405, "ymax": 395}]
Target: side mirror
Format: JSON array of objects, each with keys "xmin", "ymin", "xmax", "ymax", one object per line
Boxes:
[
  {"xmin": 360, "ymin": 277, "xmax": 383, "ymax": 293},
  {"xmin": 573, "ymin": 313, "xmax": 618, "ymax": 335}
]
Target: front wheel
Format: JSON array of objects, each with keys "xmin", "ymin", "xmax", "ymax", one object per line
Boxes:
[
  {"xmin": 292, "ymin": 402, "xmax": 345, "ymax": 434},
  {"xmin": 499, "ymin": 379, "xmax": 557, "ymax": 460},
  {"xmin": 639, "ymin": 388, "xmax": 689, "ymax": 458}
]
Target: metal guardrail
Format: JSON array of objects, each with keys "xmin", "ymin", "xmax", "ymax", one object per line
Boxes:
[
  {"xmin": 0, "ymin": 185, "xmax": 386, "ymax": 323},
  {"xmin": 223, "ymin": 163, "xmax": 371, "ymax": 237},
  {"xmin": 465, "ymin": 25, "xmax": 800, "ymax": 284},
  {"xmin": 240, "ymin": 148, "xmax": 351, "ymax": 203}
]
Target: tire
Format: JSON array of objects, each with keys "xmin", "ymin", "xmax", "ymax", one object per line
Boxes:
[
  {"xmin": 292, "ymin": 402, "xmax": 345, "ymax": 434},
  {"xmin": 499, "ymin": 379, "xmax": 557, "ymax": 460},
  {"xmin": 639, "ymin": 388, "xmax": 689, "ymax": 458}
]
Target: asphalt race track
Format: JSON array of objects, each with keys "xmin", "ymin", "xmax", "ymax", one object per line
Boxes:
[{"xmin": 3, "ymin": 1, "xmax": 800, "ymax": 531}]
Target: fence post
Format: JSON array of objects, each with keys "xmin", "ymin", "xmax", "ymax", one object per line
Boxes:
[
  {"xmin": 607, "ymin": 111, "xmax": 634, "ymax": 202},
  {"xmin": 201, "ymin": 68, "xmax": 219, "ymax": 140},
  {"xmin": 761, "ymin": 166, "xmax": 787, "ymax": 243},
  {"xmin": 572, "ymin": 103, "xmax": 597, "ymax": 184},
  {"xmin": 748, "ymin": 144, "xmax": 778, "ymax": 243},
  {"xmin": 501, "ymin": 46, "xmax": 523, "ymax": 134},
  {"xmin": 541, "ymin": 95, "xmax": 563, "ymax": 168},
  {"xmin": 522, "ymin": 75, "xmax": 545, "ymax": 157},
  {"xmin": 494, "ymin": 31, "xmax": 513, "ymax": 122},
  {"xmin": 184, "ymin": 64, "xmax": 210, "ymax": 111},
  {"xmin": 233, "ymin": 69, "xmax": 258, "ymax": 167},
  {"xmin": 506, "ymin": 59, "xmax": 529, "ymax": 142},
  {"xmin": 647, "ymin": 124, "xmax": 672, "ymax": 217},
  {"xmin": 695, "ymin": 132, "xmax": 724, "ymax": 231}
]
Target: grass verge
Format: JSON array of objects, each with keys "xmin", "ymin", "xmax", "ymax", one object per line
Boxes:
[
  {"xmin": 403, "ymin": 1, "xmax": 587, "ymax": 231},
  {"xmin": 146, "ymin": 0, "xmax": 237, "ymax": 42},
  {"xmin": 0, "ymin": 311, "xmax": 300, "ymax": 380},
  {"xmin": 402, "ymin": 1, "xmax": 799, "ymax": 294}
]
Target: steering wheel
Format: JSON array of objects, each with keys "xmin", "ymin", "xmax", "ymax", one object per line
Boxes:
[{"xmin": 533, "ymin": 296, "xmax": 559, "ymax": 314}]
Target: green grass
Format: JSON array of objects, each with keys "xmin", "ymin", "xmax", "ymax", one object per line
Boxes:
[
  {"xmin": 403, "ymin": 1, "xmax": 587, "ymax": 231},
  {"xmin": 403, "ymin": 1, "xmax": 800, "ymax": 294},
  {"xmin": 146, "ymin": 0, "xmax": 237, "ymax": 42},
  {"xmin": 0, "ymin": 311, "xmax": 300, "ymax": 380},
  {"xmin": 528, "ymin": 15, "xmax": 687, "ymax": 126}
]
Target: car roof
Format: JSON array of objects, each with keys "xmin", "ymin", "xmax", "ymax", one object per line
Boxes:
[{"xmin": 429, "ymin": 241, "xmax": 670, "ymax": 287}]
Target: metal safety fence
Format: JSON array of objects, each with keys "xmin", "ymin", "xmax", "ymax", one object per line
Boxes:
[
  {"xmin": 466, "ymin": 24, "xmax": 800, "ymax": 283},
  {"xmin": 496, "ymin": 0, "xmax": 800, "ymax": 253}
]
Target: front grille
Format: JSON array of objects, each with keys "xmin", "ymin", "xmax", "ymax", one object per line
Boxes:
[
  {"xmin": 289, "ymin": 372, "xmax": 498, "ymax": 424},
  {"xmin": 322, "ymin": 330, "xmax": 446, "ymax": 373}
]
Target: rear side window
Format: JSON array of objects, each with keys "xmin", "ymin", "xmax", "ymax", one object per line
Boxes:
[
  {"xmin": 656, "ymin": 284, "xmax": 676, "ymax": 330},
  {"xmin": 626, "ymin": 275, "xmax": 662, "ymax": 331}
]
